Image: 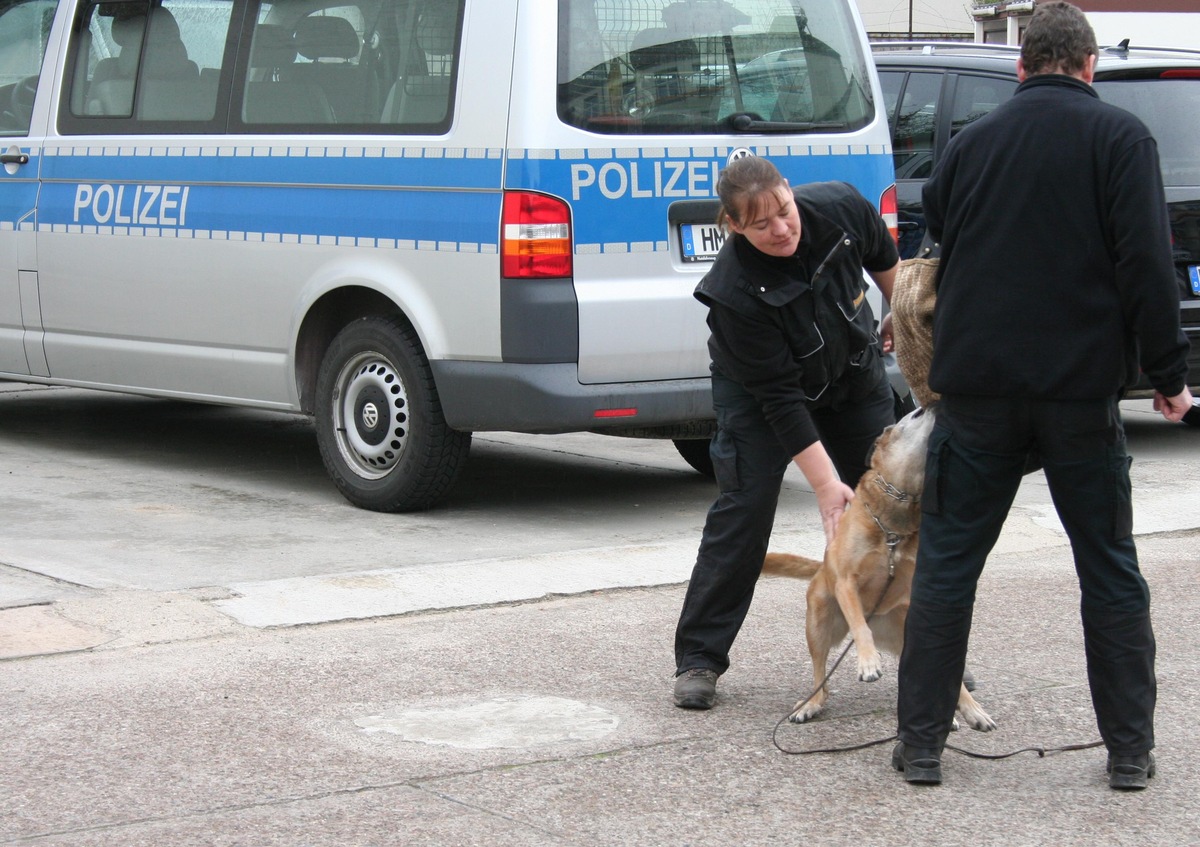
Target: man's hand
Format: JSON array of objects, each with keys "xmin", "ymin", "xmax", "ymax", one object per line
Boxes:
[
  {"xmin": 880, "ymin": 312, "xmax": 894, "ymax": 354},
  {"xmin": 1153, "ymin": 388, "xmax": 1195, "ymax": 423}
]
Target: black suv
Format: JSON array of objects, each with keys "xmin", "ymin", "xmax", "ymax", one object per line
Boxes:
[{"xmin": 872, "ymin": 41, "xmax": 1200, "ymax": 410}]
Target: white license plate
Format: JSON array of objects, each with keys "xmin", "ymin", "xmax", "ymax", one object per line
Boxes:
[{"xmin": 680, "ymin": 223, "xmax": 726, "ymax": 262}]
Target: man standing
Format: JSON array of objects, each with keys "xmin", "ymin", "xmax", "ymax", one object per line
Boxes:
[{"xmin": 891, "ymin": 1, "xmax": 1193, "ymax": 790}]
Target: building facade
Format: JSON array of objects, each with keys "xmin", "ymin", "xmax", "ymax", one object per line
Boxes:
[{"xmin": 968, "ymin": 0, "xmax": 1200, "ymax": 47}]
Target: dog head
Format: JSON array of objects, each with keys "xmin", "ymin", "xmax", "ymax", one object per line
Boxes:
[{"xmin": 868, "ymin": 404, "xmax": 937, "ymax": 494}]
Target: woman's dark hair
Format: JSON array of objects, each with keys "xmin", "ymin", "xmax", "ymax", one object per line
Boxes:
[
  {"xmin": 715, "ymin": 156, "xmax": 788, "ymax": 230},
  {"xmin": 1020, "ymin": 1, "xmax": 1097, "ymax": 77}
]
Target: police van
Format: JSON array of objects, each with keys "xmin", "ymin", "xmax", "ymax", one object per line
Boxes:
[{"xmin": 0, "ymin": 0, "xmax": 897, "ymax": 510}]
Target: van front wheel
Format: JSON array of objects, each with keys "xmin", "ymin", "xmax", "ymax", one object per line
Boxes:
[{"xmin": 314, "ymin": 316, "xmax": 471, "ymax": 511}]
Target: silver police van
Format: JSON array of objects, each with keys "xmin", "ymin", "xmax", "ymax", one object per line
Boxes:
[{"xmin": 0, "ymin": 0, "xmax": 896, "ymax": 510}]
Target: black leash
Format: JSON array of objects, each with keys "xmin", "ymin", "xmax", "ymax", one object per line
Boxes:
[
  {"xmin": 769, "ymin": 509, "xmax": 1103, "ymax": 759},
  {"xmin": 772, "ymin": 534, "xmax": 898, "ymax": 756},
  {"xmin": 771, "ymin": 646, "xmax": 1104, "ymax": 758}
]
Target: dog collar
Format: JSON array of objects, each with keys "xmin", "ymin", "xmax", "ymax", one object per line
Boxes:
[{"xmin": 873, "ymin": 472, "xmax": 920, "ymax": 505}]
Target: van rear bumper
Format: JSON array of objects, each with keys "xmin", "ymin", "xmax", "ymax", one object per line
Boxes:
[{"xmin": 431, "ymin": 361, "xmax": 714, "ymax": 433}]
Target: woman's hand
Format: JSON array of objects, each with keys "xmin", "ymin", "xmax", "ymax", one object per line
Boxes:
[{"xmin": 814, "ymin": 478, "xmax": 855, "ymax": 545}]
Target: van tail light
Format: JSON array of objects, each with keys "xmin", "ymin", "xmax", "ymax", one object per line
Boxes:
[
  {"xmin": 1160, "ymin": 69, "xmax": 1200, "ymax": 79},
  {"xmin": 879, "ymin": 184, "xmax": 899, "ymax": 244},
  {"xmin": 501, "ymin": 191, "xmax": 573, "ymax": 278}
]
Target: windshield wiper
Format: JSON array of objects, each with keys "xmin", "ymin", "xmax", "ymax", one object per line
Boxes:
[{"xmin": 729, "ymin": 113, "xmax": 846, "ymax": 133}]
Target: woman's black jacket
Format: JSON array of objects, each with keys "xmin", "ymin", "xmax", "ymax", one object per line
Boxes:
[{"xmin": 694, "ymin": 181, "xmax": 898, "ymax": 457}]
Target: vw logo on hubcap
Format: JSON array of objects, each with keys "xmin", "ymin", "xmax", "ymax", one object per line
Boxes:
[{"xmin": 362, "ymin": 402, "xmax": 380, "ymax": 430}]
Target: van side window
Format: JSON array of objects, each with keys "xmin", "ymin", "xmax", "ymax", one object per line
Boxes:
[
  {"xmin": 62, "ymin": 0, "xmax": 235, "ymax": 129},
  {"xmin": 0, "ymin": 0, "xmax": 55, "ymax": 136},
  {"xmin": 239, "ymin": 0, "xmax": 462, "ymax": 132}
]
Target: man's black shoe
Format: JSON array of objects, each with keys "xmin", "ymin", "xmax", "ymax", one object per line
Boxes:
[
  {"xmin": 892, "ymin": 741, "xmax": 943, "ymax": 785},
  {"xmin": 673, "ymin": 668, "xmax": 718, "ymax": 709},
  {"xmin": 1107, "ymin": 752, "xmax": 1156, "ymax": 790}
]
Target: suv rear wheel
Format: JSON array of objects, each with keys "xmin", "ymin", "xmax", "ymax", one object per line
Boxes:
[{"xmin": 315, "ymin": 316, "xmax": 471, "ymax": 511}]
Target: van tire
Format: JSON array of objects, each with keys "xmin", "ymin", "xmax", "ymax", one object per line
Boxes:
[
  {"xmin": 673, "ymin": 438, "xmax": 715, "ymax": 478},
  {"xmin": 315, "ymin": 316, "xmax": 471, "ymax": 511}
]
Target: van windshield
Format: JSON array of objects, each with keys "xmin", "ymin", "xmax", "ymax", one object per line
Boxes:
[{"xmin": 558, "ymin": 0, "xmax": 873, "ymax": 135}]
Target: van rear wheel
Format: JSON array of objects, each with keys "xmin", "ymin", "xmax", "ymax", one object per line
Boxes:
[
  {"xmin": 315, "ymin": 316, "xmax": 470, "ymax": 511},
  {"xmin": 673, "ymin": 438, "xmax": 715, "ymax": 478}
]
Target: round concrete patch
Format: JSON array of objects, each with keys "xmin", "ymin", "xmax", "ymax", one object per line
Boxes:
[{"xmin": 355, "ymin": 696, "xmax": 620, "ymax": 749}]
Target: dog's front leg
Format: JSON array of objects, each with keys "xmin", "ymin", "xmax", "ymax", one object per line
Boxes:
[
  {"xmin": 956, "ymin": 685, "xmax": 997, "ymax": 732},
  {"xmin": 834, "ymin": 578, "xmax": 884, "ymax": 682}
]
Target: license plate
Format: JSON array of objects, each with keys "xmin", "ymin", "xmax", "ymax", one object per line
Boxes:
[
  {"xmin": 680, "ymin": 222, "xmax": 726, "ymax": 262},
  {"xmin": 1190, "ymin": 265, "xmax": 1200, "ymax": 296}
]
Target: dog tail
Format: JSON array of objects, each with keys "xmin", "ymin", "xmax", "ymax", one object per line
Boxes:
[{"xmin": 761, "ymin": 552, "xmax": 822, "ymax": 580}]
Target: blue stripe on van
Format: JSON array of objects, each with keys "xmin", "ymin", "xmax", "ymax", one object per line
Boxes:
[
  {"xmin": 31, "ymin": 145, "xmax": 891, "ymax": 254},
  {"xmin": 506, "ymin": 145, "xmax": 893, "ymax": 253},
  {"xmin": 37, "ymin": 145, "xmax": 504, "ymax": 248},
  {"xmin": 39, "ymin": 180, "xmax": 500, "ymax": 248}
]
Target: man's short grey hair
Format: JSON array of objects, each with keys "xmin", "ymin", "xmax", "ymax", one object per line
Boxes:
[{"xmin": 1020, "ymin": 1, "xmax": 1098, "ymax": 77}]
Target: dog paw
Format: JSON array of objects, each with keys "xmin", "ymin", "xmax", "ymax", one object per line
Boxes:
[
  {"xmin": 787, "ymin": 696, "xmax": 825, "ymax": 724},
  {"xmin": 857, "ymin": 656, "xmax": 883, "ymax": 683},
  {"xmin": 959, "ymin": 705, "xmax": 997, "ymax": 732}
]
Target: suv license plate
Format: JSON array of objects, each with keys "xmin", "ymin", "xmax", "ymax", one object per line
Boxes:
[
  {"xmin": 680, "ymin": 223, "xmax": 726, "ymax": 262},
  {"xmin": 1190, "ymin": 265, "xmax": 1200, "ymax": 296}
]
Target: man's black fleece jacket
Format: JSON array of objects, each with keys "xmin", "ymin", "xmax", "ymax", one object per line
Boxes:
[{"xmin": 923, "ymin": 74, "xmax": 1189, "ymax": 400}]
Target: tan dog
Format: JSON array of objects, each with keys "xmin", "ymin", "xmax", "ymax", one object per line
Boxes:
[{"xmin": 763, "ymin": 406, "xmax": 996, "ymax": 731}]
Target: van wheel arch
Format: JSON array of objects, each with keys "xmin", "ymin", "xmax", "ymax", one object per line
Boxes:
[{"xmin": 295, "ymin": 286, "xmax": 408, "ymax": 414}]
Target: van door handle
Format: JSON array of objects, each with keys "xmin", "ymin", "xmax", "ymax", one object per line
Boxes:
[{"xmin": 0, "ymin": 152, "xmax": 29, "ymax": 165}]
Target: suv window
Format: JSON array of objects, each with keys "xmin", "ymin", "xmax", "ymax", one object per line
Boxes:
[
  {"xmin": 949, "ymin": 73, "xmax": 1014, "ymax": 140},
  {"xmin": 880, "ymin": 70, "xmax": 939, "ymax": 180},
  {"xmin": 877, "ymin": 63, "xmax": 1017, "ymax": 256},
  {"xmin": 557, "ymin": 0, "xmax": 875, "ymax": 135},
  {"xmin": 1095, "ymin": 78, "xmax": 1200, "ymax": 189}
]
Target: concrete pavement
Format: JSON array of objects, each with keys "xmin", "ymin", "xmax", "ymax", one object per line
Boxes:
[
  {"xmin": 2, "ymin": 388, "xmax": 1199, "ymax": 844},
  {"xmin": 3, "ymin": 529, "xmax": 1200, "ymax": 844}
]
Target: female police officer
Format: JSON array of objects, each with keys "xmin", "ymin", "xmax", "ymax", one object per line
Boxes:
[{"xmin": 673, "ymin": 156, "xmax": 899, "ymax": 709}]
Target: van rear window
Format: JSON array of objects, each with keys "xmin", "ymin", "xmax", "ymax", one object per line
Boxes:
[{"xmin": 557, "ymin": 0, "xmax": 874, "ymax": 135}]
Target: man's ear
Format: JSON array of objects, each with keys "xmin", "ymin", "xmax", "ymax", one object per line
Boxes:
[
  {"xmin": 1081, "ymin": 52, "xmax": 1097, "ymax": 84},
  {"xmin": 1016, "ymin": 57, "xmax": 1027, "ymax": 82}
]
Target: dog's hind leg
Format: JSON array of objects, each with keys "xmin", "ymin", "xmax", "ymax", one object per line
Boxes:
[{"xmin": 789, "ymin": 579, "xmax": 847, "ymax": 723}]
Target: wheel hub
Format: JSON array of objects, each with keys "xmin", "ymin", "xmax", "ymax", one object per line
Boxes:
[{"xmin": 336, "ymin": 355, "xmax": 409, "ymax": 478}]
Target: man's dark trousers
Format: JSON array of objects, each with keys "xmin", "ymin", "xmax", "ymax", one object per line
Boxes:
[{"xmin": 897, "ymin": 395, "xmax": 1155, "ymax": 756}]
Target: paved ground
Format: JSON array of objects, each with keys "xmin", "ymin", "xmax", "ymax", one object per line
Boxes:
[
  {"xmin": 1, "ymin": 386, "xmax": 1198, "ymax": 844},
  {"xmin": 2, "ymin": 532, "xmax": 1199, "ymax": 845}
]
